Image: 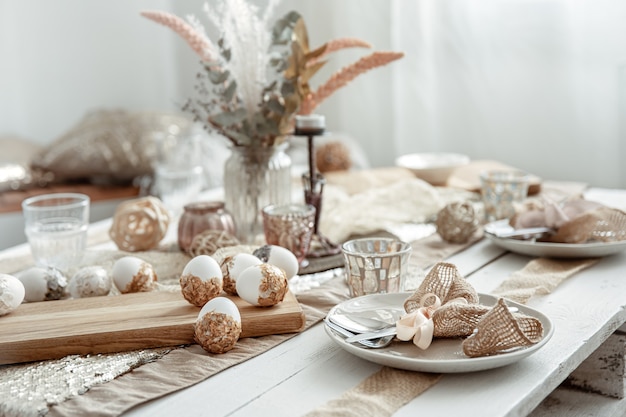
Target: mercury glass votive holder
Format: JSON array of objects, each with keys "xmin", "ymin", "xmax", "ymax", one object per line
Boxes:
[
  {"xmin": 479, "ymin": 170, "xmax": 530, "ymax": 223},
  {"xmin": 341, "ymin": 238, "xmax": 412, "ymax": 298},
  {"xmin": 262, "ymin": 204, "xmax": 316, "ymax": 263}
]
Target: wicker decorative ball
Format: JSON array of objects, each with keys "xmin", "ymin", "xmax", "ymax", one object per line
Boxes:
[
  {"xmin": 435, "ymin": 201, "xmax": 479, "ymax": 244},
  {"xmin": 109, "ymin": 196, "xmax": 170, "ymax": 252},
  {"xmin": 188, "ymin": 229, "xmax": 240, "ymax": 257},
  {"xmin": 315, "ymin": 141, "xmax": 352, "ymax": 173}
]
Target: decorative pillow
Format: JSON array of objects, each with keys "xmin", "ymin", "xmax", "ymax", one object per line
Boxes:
[
  {"xmin": 0, "ymin": 136, "xmax": 43, "ymax": 192},
  {"xmin": 30, "ymin": 109, "xmax": 193, "ymax": 184}
]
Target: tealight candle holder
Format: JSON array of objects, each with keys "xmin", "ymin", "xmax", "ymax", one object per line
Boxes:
[{"xmin": 294, "ymin": 114, "xmax": 341, "ymax": 257}]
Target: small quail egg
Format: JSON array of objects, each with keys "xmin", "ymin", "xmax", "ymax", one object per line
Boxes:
[
  {"xmin": 253, "ymin": 245, "xmax": 299, "ymax": 279},
  {"xmin": 0, "ymin": 273, "xmax": 26, "ymax": 315},
  {"xmin": 180, "ymin": 255, "xmax": 223, "ymax": 307},
  {"xmin": 236, "ymin": 263, "xmax": 288, "ymax": 307},
  {"xmin": 69, "ymin": 266, "xmax": 112, "ymax": 298},
  {"xmin": 18, "ymin": 267, "xmax": 68, "ymax": 302},
  {"xmin": 194, "ymin": 296, "xmax": 242, "ymax": 354},
  {"xmin": 220, "ymin": 253, "xmax": 262, "ymax": 296},
  {"xmin": 111, "ymin": 256, "xmax": 157, "ymax": 293}
]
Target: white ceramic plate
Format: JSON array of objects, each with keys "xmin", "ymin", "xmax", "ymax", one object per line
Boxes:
[
  {"xmin": 484, "ymin": 220, "xmax": 626, "ymax": 258},
  {"xmin": 324, "ymin": 293, "xmax": 553, "ymax": 373}
]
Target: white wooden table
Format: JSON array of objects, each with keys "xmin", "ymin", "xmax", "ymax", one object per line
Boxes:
[
  {"xmin": 117, "ymin": 187, "xmax": 626, "ymax": 417},
  {"xmin": 2, "ymin": 187, "xmax": 625, "ymax": 416}
]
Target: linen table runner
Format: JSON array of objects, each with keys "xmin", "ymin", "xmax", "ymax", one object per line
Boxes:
[
  {"xmin": 0, "ymin": 228, "xmax": 479, "ymax": 417},
  {"xmin": 0, "ymin": 231, "xmax": 597, "ymax": 416},
  {"xmin": 304, "ymin": 257, "xmax": 602, "ymax": 417}
]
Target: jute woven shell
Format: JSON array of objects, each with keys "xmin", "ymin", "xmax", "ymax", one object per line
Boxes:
[
  {"xmin": 548, "ymin": 207, "xmax": 626, "ymax": 244},
  {"xmin": 403, "ymin": 262, "xmax": 479, "ymax": 313},
  {"xmin": 462, "ymin": 298, "xmax": 543, "ymax": 357}
]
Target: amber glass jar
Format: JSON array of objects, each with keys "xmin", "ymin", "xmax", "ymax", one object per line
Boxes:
[{"xmin": 177, "ymin": 201, "xmax": 236, "ymax": 252}]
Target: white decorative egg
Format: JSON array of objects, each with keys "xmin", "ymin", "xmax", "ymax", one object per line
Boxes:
[
  {"xmin": 69, "ymin": 266, "xmax": 112, "ymax": 298},
  {"xmin": 17, "ymin": 267, "xmax": 68, "ymax": 302},
  {"xmin": 253, "ymin": 245, "xmax": 299, "ymax": 279},
  {"xmin": 220, "ymin": 253, "xmax": 262, "ymax": 295},
  {"xmin": 236, "ymin": 263, "xmax": 288, "ymax": 307},
  {"xmin": 180, "ymin": 255, "xmax": 223, "ymax": 307},
  {"xmin": 0, "ymin": 273, "xmax": 26, "ymax": 315},
  {"xmin": 111, "ymin": 256, "xmax": 157, "ymax": 293},
  {"xmin": 194, "ymin": 296, "xmax": 242, "ymax": 354}
]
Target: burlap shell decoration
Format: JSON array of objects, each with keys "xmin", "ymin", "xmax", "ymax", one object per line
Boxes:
[
  {"xmin": 399, "ymin": 261, "xmax": 544, "ymax": 357},
  {"xmin": 109, "ymin": 196, "xmax": 170, "ymax": 252}
]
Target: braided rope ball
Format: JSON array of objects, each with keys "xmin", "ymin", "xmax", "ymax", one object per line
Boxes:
[
  {"xmin": 188, "ymin": 229, "xmax": 240, "ymax": 257},
  {"xmin": 435, "ymin": 201, "xmax": 479, "ymax": 244},
  {"xmin": 109, "ymin": 196, "xmax": 170, "ymax": 252}
]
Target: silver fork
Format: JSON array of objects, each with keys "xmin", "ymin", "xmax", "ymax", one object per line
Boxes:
[{"xmin": 324, "ymin": 318, "xmax": 395, "ymax": 349}]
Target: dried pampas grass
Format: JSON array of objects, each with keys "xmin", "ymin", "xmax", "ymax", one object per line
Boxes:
[
  {"xmin": 140, "ymin": 10, "xmax": 216, "ymax": 62},
  {"xmin": 300, "ymin": 51, "xmax": 404, "ymax": 115}
]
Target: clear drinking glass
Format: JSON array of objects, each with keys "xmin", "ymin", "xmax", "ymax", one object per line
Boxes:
[
  {"xmin": 22, "ymin": 193, "xmax": 90, "ymax": 272},
  {"xmin": 341, "ymin": 238, "xmax": 412, "ymax": 298}
]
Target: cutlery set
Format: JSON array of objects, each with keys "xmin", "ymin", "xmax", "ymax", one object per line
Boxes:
[{"xmin": 324, "ymin": 314, "xmax": 397, "ymax": 349}]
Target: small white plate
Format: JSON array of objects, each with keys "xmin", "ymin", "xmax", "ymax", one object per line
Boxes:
[
  {"xmin": 324, "ymin": 293, "xmax": 553, "ymax": 373},
  {"xmin": 484, "ymin": 220, "xmax": 626, "ymax": 258},
  {"xmin": 395, "ymin": 152, "xmax": 470, "ymax": 185}
]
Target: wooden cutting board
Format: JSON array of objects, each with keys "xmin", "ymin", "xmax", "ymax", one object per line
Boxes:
[
  {"xmin": 447, "ymin": 160, "xmax": 542, "ymax": 195},
  {"xmin": 0, "ymin": 290, "xmax": 306, "ymax": 365}
]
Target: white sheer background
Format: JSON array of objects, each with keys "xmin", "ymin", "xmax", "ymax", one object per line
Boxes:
[{"xmin": 1, "ymin": 0, "xmax": 625, "ymax": 188}]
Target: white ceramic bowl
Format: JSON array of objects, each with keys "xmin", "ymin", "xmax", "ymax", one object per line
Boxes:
[{"xmin": 395, "ymin": 152, "xmax": 470, "ymax": 185}]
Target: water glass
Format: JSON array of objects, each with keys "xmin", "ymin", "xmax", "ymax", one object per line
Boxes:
[
  {"xmin": 479, "ymin": 170, "xmax": 530, "ymax": 223},
  {"xmin": 22, "ymin": 193, "xmax": 90, "ymax": 272},
  {"xmin": 154, "ymin": 130, "xmax": 204, "ymax": 214},
  {"xmin": 262, "ymin": 204, "xmax": 316, "ymax": 263},
  {"xmin": 341, "ymin": 238, "xmax": 412, "ymax": 298}
]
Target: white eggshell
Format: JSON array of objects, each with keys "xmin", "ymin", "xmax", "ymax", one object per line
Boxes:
[
  {"xmin": 198, "ymin": 296, "xmax": 241, "ymax": 323},
  {"xmin": 183, "ymin": 255, "xmax": 222, "ymax": 283},
  {"xmin": 17, "ymin": 267, "xmax": 67, "ymax": 302},
  {"xmin": 236, "ymin": 266, "xmax": 264, "ymax": 306},
  {"xmin": 254, "ymin": 245, "xmax": 299, "ymax": 279},
  {"xmin": 111, "ymin": 256, "xmax": 156, "ymax": 293},
  {"xmin": 221, "ymin": 253, "xmax": 262, "ymax": 295},
  {"xmin": 69, "ymin": 266, "xmax": 112, "ymax": 298},
  {"xmin": 236, "ymin": 263, "xmax": 288, "ymax": 306},
  {"xmin": 0, "ymin": 273, "xmax": 26, "ymax": 315}
]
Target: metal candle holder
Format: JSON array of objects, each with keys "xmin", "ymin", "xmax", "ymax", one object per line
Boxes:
[{"xmin": 295, "ymin": 115, "xmax": 341, "ymax": 257}]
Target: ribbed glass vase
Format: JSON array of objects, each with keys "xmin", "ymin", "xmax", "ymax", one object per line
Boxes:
[{"xmin": 223, "ymin": 144, "xmax": 291, "ymax": 244}]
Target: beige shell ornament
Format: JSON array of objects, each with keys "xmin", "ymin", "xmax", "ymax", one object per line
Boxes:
[{"xmin": 109, "ymin": 196, "xmax": 170, "ymax": 252}]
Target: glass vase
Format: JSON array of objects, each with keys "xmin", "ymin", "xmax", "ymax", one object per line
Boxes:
[{"xmin": 224, "ymin": 144, "xmax": 291, "ymax": 244}]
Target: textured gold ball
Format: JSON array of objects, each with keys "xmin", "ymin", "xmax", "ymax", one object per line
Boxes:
[
  {"xmin": 316, "ymin": 141, "xmax": 352, "ymax": 173},
  {"xmin": 436, "ymin": 201, "xmax": 479, "ymax": 244},
  {"xmin": 109, "ymin": 196, "xmax": 170, "ymax": 252}
]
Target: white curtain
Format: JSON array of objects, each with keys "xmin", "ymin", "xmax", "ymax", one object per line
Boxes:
[
  {"xmin": 1, "ymin": 0, "xmax": 625, "ymax": 188},
  {"xmin": 305, "ymin": 0, "xmax": 626, "ymax": 188}
]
